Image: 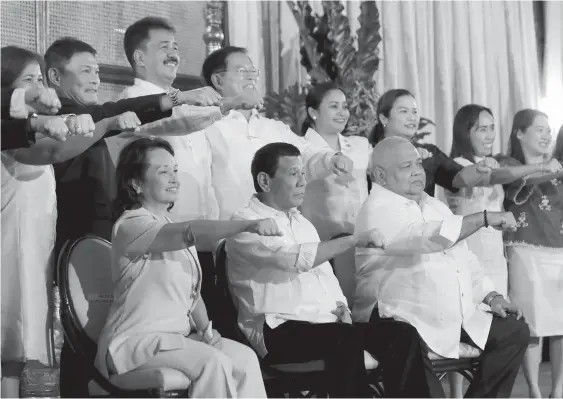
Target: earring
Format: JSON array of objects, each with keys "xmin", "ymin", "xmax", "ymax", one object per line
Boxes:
[
  {"xmin": 312, "ymin": 116, "xmax": 317, "ymax": 120},
  {"xmin": 383, "ymin": 123, "xmax": 387, "ymax": 128}
]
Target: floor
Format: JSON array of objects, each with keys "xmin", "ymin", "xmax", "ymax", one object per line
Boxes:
[
  {"xmin": 441, "ymin": 362, "xmax": 554, "ymax": 398},
  {"xmin": 19, "ymin": 361, "xmax": 554, "ymax": 397}
]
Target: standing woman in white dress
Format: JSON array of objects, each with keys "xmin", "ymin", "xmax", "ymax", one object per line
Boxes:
[
  {"xmin": 1, "ymin": 47, "xmax": 61, "ymax": 398},
  {"xmin": 444, "ymin": 104, "xmax": 558, "ymax": 397},
  {"xmin": 300, "ymin": 82, "xmax": 371, "ymax": 241}
]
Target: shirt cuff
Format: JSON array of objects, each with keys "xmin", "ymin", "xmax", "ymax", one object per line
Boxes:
[
  {"xmin": 10, "ymin": 88, "xmax": 29, "ymax": 119},
  {"xmin": 295, "ymin": 242, "xmax": 318, "ymax": 272},
  {"xmin": 439, "ymin": 214, "xmax": 463, "ymax": 243}
]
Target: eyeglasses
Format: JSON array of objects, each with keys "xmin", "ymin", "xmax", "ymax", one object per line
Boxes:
[{"xmin": 216, "ymin": 67, "xmax": 260, "ymax": 80}]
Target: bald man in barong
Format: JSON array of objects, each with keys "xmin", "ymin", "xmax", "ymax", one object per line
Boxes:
[{"xmin": 352, "ymin": 136, "xmax": 530, "ymax": 398}]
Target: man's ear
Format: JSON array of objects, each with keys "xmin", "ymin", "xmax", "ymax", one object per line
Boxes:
[
  {"xmin": 47, "ymin": 68, "xmax": 61, "ymax": 88},
  {"xmin": 133, "ymin": 49, "xmax": 145, "ymax": 69},
  {"xmin": 210, "ymin": 73, "xmax": 223, "ymax": 92},
  {"xmin": 371, "ymin": 166, "xmax": 387, "ymax": 186},
  {"xmin": 257, "ymin": 172, "xmax": 270, "ymax": 193}
]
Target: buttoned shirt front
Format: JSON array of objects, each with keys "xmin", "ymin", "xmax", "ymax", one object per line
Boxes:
[
  {"xmin": 301, "ymin": 128, "xmax": 371, "ymax": 240},
  {"xmin": 106, "ymin": 78, "xmax": 219, "ymax": 221},
  {"xmin": 353, "ymin": 185, "xmax": 494, "ymax": 358},
  {"xmin": 226, "ymin": 195, "xmax": 347, "ymax": 357},
  {"xmin": 204, "ymin": 112, "xmax": 337, "ymax": 221}
]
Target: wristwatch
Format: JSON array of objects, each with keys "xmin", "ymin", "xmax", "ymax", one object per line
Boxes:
[
  {"xmin": 168, "ymin": 88, "xmax": 181, "ymax": 107},
  {"xmin": 486, "ymin": 293, "xmax": 504, "ymax": 306}
]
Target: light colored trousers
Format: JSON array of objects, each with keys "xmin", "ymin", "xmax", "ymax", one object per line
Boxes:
[{"xmin": 128, "ymin": 337, "xmax": 266, "ymax": 398}]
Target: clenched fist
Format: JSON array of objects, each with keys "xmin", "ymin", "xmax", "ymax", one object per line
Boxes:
[
  {"xmin": 65, "ymin": 114, "xmax": 95, "ymax": 137},
  {"xmin": 487, "ymin": 211, "xmax": 517, "ymax": 232},
  {"xmin": 178, "ymin": 87, "xmax": 222, "ymax": 107},
  {"xmin": 247, "ymin": 218, "xmax": 283, "ymax": 236},
  {"xmin": 111, "ymin": 111, "xmax": 141, "ymax": 132},
  {"xmin": 354, "ymin": 228, "xmax": 386, "ymax": 249},
  {"xmin": 25, "ymin": 87, "xmax": 61, "ymax": 114}
]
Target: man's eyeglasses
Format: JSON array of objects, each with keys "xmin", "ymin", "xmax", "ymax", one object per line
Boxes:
[{"xmin": 216, "ymin": 68, "xmax": 260, "ymax": 80}]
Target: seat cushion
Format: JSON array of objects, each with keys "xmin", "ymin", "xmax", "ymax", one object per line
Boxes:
[
  {"xmin": 88, "ymin": 367, "xmax": 191, "ymax": 395},
  {"xmin": 428, "ymin": 342, "xmax": 482, "ymax": 360}
]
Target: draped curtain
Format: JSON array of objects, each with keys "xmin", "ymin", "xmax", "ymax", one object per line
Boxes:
[
  {"xmin": 228, "ymin": 1, "xmax": 542, "ymax": 154},
  {"xmin": 540, "ymin": 1, "xmax": 563, "ymax": 135}
]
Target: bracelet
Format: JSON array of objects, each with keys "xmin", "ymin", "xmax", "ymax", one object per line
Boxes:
[{"xmin": 483, "ymin": 210, "xmax": 489, "ymax": 228}]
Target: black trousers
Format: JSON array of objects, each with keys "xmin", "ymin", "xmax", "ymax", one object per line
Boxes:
[
  {"xmin": 263, "ymin": 320, "xmax": 369, "ymax": 398},
  {"xmin": 365, "ymin": 307, "xmax": 530, "ymax": 398}
]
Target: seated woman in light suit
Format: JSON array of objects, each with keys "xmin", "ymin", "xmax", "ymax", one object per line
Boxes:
[
  {"xmin": 94, "ymin": 137, "xmax": 279, "ymax": 398},
  {"xmin": 300, "ymin": 82, "xmax": 372, "ymax": 241}
]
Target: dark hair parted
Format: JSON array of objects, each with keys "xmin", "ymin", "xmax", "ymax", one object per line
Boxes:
[
  {"xmin": 123, "ymin": 17, "xmax": 175, "ymax": 69},
  {"xmin": 450, "ymin": 104, "xmax": 494, "ymax": 163},
  {"xmin": 113, "ymin": 137, "xmax": 175, "ymax": 219},
  {"xmin": 507, "ymin": 109, "xmax": 548, "ymax": 164},
  {"xmin": 300, "ymin": 81, "xmax": 345, "ymax": 136},
  {"xmin": 44, "ymin": 37, "xmax": 97, "ymax": 84},
  {"xmin": 201, "ymin": 45, "xmax": 247, "ymax": 88},
  {"xmin": 1, "ymin": 46, "xmax": 45, "ymax": 88},
  {"xmin": 369, "ymin": 88, "xmax": 414, "ymax": 146},
  {"xmin": 251, "ymin": 143, "xmax": 301, "ymax": 193},
  {"xmin": 553, "ymin": 124, "xmax": 563, "ymax": 162}
]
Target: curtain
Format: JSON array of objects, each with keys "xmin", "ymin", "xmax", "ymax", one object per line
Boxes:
[
  {"xmin": 540, "ymin": 1, "xmax": 563, "ymax": 135},
  {"xmin": 378, "ymin": 1, "xmax": 540, "ymax": 155},
  {"xmin": 226, "ymin": 0, "xmax": 267, "ymax": 96}
]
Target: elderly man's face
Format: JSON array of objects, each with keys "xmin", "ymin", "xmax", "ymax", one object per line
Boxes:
[
  {"xmin": 263, "ymin": 156, "xmax": 306, "ymax": 211},
  {"xmin": 214, "ymin": 52, "xmax": 260, "ymax": 99},
  {"xmin": 381, "ymin": 142, "xmax": 426, "ymax": 201}
]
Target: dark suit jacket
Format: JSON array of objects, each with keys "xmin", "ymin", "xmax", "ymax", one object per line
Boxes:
[
  {"xmin": 54, "ymin": 94, "xmax": 172, "ymax": 257},
  {"xmin": 1, "ymin": 118, "xmax": 35, "ymax": 150}
]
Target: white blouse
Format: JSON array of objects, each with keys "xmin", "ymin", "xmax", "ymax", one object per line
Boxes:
[{"xmin": 301, "ymin": 128, "xmax": 371, "ymax": 241}]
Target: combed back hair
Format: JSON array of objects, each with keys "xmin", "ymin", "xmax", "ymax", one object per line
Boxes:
[
  {"xmin": 123, "ymin": 17, "xmax": 175, "ymax": 69},
  {"xmin": 369, "ymin": 88, "xmax": 414, "ymax": 146},
  {"xmin": 553, "ymin": 124, "xmax": 563, "ymax": 162},
  {"xmin": 201, "ymin": 46, "xmax": 247, "ymax": 88},
  {"xmin": 44, "ymin": 37, "xmax": 96, "ymax": 83},
  {"xmin": 251, "ymin": 143, "xmax": 301, "ymax": 193},
  {"xmin": 113, "ymin": 137, "xmax": 175, "ymax": 219},
  {"xmin": 301, "ymin": 81, "xmax": 345, "ymax": 136},
  {"xmin": 450, "ymin": 104, "xmax": 494, "ymax": 163},
  {"xmin": 1, "ymin": 46, "xmax": 45, "ymax": 88},
  {"xmin": 507, "ymin": 109, "xmax": 548, "ymax": 164}
]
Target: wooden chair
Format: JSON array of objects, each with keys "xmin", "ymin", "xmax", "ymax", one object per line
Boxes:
[
  {"xmin": 214, "ymin": 240, "xmax": 384, "ymax": 398},
  {"xmin": 56, "ymin": 235, "xmax": 191, "ymax": 397},
  {"xmin": 329, "ymin": 233, "xmax": 482, "ymax": 391}
]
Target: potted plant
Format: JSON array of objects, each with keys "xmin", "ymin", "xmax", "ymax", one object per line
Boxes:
[{"xmin": 264, "ymin": 0, "xmax": 382, "ymax": 138}]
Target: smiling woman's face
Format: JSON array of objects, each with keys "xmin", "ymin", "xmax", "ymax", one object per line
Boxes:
[
  {"xmin": 136, "ymin": 148, "xmax": 180, "ymax": 207},
  {"xmin": 380, "ymin": 95, "xmax": 420, "ymax": 139}
]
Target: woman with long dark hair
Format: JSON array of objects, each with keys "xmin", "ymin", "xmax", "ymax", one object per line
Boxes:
[
  {"xmin": 445, "ymin": 104, "xmax": 559, "ymax": 397},
  {"xmin": 369, "ymin": 89, "xmax": 504, "ymax": 197},
  {"xmin": 95, "ymin": 137, "xmax": 278, "ymax": 397},
  {"xmin": 299, "ymin": 82, "xmax": 371, "ymax": 242},
  {"xmin": 1, "ymin": 46, "xmax": 82, "ymax": 398},
  {"xmin": 500, "ymin": 110, "xmax": 563, "ymax": 398}
]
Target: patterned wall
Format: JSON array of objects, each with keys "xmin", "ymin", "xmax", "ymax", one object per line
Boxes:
[{"xmin": 1, "ymin": 0, "xmax": 208, "ymax": 99}]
